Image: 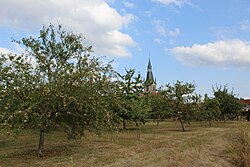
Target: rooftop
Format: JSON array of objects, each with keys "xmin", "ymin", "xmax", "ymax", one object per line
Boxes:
[{"xmin": 240, "ymin": 99, "xmax": 250, "ymax": 104}]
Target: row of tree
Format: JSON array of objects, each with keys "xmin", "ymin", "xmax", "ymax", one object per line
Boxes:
[
  {"xmin": 149, "ymin": 83, "xmax": 243, "ymax": 131},
  {"xmin": 0, "ymin": 25, "xmax": 243, "ymax": 157}
]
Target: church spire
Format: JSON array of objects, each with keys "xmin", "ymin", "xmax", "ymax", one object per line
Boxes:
[
  {"xmin": 148, "ymin": 58, "xmax": 152, "ymax": 69},
  {"xmin": 145, "ymin": 58, "xmax": 156, "ymax": 93},
  {"xmin": 146, "ymin": 58, "xmax": 154, "ymax": 82}
]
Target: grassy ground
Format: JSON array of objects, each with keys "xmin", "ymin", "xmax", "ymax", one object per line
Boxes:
[
  {"xmin": 0, "ymin": 121, "xmax": 249, "ymax": 167},
  {"xmin": 227, "ymin": 123, "xmax": 250, "ymax": 167}
]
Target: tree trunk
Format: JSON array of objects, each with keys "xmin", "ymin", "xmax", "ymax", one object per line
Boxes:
[
  {"xmin": 223, "ymin": 113, "xmax": 226, "ymax": 122},
  {"xmin": 208, "ymin": 120, "xmax": 211, "ymax": 127},
  {"xmin": 122, "ymin": 120, "xmax": 126, "ymax": 130},
  {"xmin": 178, "ymin": 115, "xmax": 185, "ymax": 132},
  {"xmin": 247, "ymin": 115, "xmax": 250, "ymax": 121},
  {"xmin": 156, "ymin": 119, "xmax": 159, "ymax": 127},
  {"xmin": 37, "ymin": 128, "xmax": 45, "ymax": 157},
  {"xmin": 136, "ymin": 122, "xmax": 141, "ymax": 139}
]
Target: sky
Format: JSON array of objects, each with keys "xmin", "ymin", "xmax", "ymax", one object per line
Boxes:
[{"xmin": 1, "ymin": 0, "xmax": 250, "ymax": 98}]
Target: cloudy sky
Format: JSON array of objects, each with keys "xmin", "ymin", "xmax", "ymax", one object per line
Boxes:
[{"xmin": 1, "ymin": 0, "xmax": 250, "ymax": 98}]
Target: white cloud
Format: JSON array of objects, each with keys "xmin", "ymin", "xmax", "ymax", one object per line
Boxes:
[
  {"xmin": 168, "ymin": 28, "xmax": 180, "ymax": 37},
  {"xmin": 144, "ymin": 10, "xmax": 152, "ymax": 17},
  {"xmin": 121, "ymin": 12, "xmax": 137, "ymax": 28},
  {"xmin": 240, "ymin": 20, "xmax": 250, "ymax": 31},
  {"xmin": 153, "ymin": 0, "xmax": 187, "ymax": 7},
  {"xmin": 154, "ymin": 20, "xmax": 180, "ymax": 37},
  {"xmin": 209, "ymin": 26, "xmax": 236, "ymax": 39},
  {"xmin": 171, "ymin": 40, "xmax": 250, "ymax": 67},
  {"xmin": 153, "ymin": 0, "xmax": 202, "ymax": 10},
  {"xmin": 123, "ymin": 1, "xmax": 135, "ymax": 8},
  {"xmin": 0, "ymin": 0, "xmax": 135, "ymax": 57},
  {"xmin": 153, "ymin": 38, "xmax": 165, "ymax": 44},
  {"xmin": 0, "ymin": 48, "xmax": 12, "ymax": 55},
  {"xmin": 104, "ymin": 0, "xmax": 115, "ymax": 3}
]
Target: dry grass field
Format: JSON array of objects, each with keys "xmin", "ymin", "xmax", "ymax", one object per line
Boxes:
[{"xmin": 0, "ymin": 121, "xmax": 249, "ymax": 167}]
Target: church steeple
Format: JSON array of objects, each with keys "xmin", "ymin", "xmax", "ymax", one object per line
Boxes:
[
  {"xmin": 148, "ymin": 59, "xmax": 152, "ymax": 69},
  {"xmin": 146, "ymin": 58, "xmax": 154, "ymax": 83},
  {"xmin": 145, "ymin": 58, "xmax": 156, "ymax": 93}
]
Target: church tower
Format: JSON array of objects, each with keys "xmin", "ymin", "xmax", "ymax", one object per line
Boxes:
[{"xmin": 144, "ymin": 59, "xmax": 156, "ymax": 93}]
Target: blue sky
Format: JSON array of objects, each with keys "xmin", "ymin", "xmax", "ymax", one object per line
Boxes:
[{"xmin": 1, "ymin": 0, "xmax": 250, "ymax": 98}]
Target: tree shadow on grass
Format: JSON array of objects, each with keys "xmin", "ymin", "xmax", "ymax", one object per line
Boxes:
[{"xmin": 2, "ymin": 143, "xmax": 77, "ymax": 160}]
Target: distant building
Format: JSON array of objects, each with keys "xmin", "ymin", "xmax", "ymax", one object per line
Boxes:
[
  {"xmin": 239, "ymin": 99, "xmax": 250, "ymax": 121},
  {"xmin": 144, "ymin": 59, "xmax": 156, "ymax": 93},
  {"xmin": 240, "ymin": 99, "xmax": 250, "ymax": 112}
]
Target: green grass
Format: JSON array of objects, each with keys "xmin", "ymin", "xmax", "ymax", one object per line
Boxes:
[{"xmin": 0, "ymin": 121, "xmax": 249, "ymax": 167}]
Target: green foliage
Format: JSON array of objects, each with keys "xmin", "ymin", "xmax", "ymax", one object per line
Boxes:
[
  {"xmin": 131, "ymin": 96, "xmax": 151, "ymax": 125},
  {"xmin": 213, "ymin": 85, "xmax": 243, "ymax": 121},
  {"xmin": 0, "ymin": 54, "xmax": 35, "ymax": 134},
  {"xmin": 0, "ymin": 24, "xmax": 115, "ymax": 138},
  {"xmin": 113, "ymin": 69, "xmax": 148, "ymax": 129},
  {"xmin": 115, "ymin": 69, "xmax": 144, "ymax": 96},
  {"xmin": 194, "ymin": 94, "xmax": 221, "ymax": 126},
  {"xmin": 148, "ymin": 92, "xmax": 172, "ymax": 126},
  {"xmin": 162, "ymin": 81, "xmax": 197, "ymax": 118},
  {"xmin": 202, "ymin": 95, "xmax": 221, "ymax": 123},
  {"xmin": 161, "ymin": 81, "xmax": 198, "ymax": 131}
]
